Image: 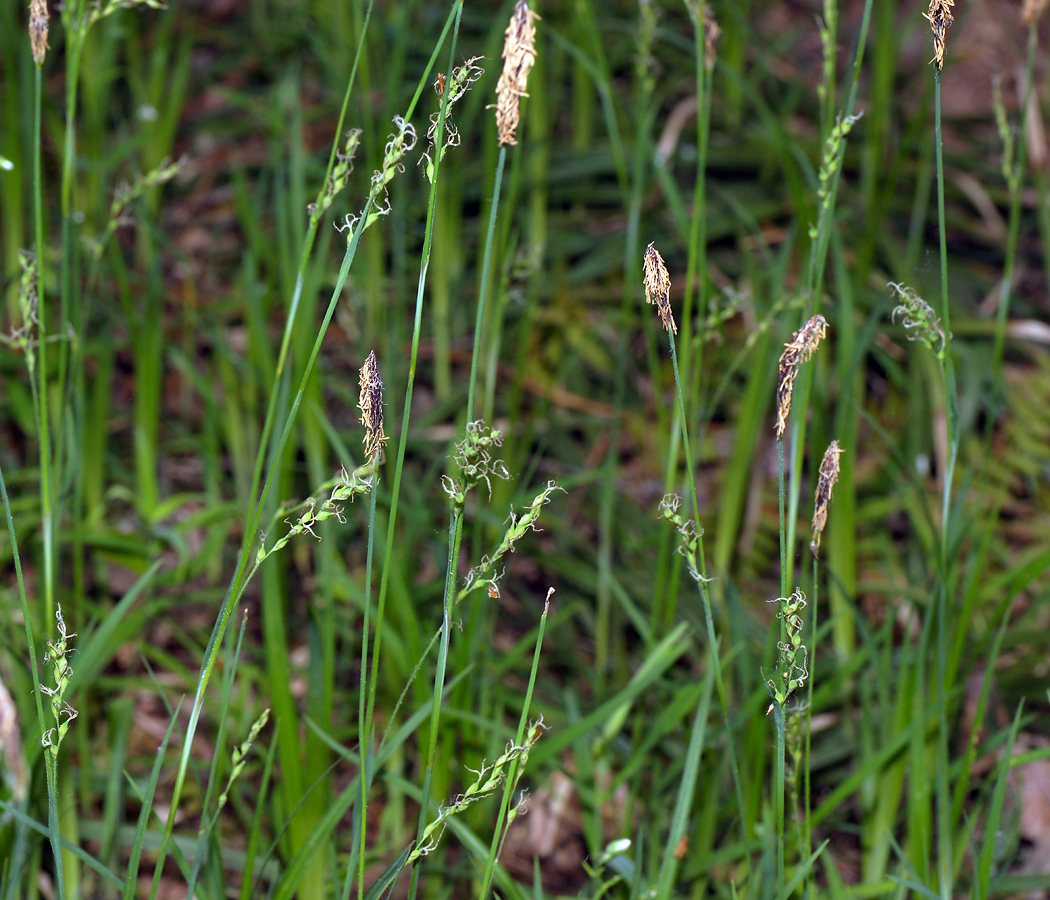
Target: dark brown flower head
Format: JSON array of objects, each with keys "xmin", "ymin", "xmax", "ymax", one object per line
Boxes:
[
  {"xmin": 495, "ymin": 1, "xmax": 539, "ymax": 146},
  {"xmin": 810, "ymin": 440, "xmax": 843, "ymax": 558},
  {"xmin": 358, "ymin": 351, "xmax": 388, "ymax": 460},
  {"xmin": 643, "ymin": 242, "xmax": 677, "ymax": 335},
  {"xmin": 924, "ymin": 0, "xmax": 955, "ymax": 70},
  {"xmin": 30, "ymin": 0, "xmax": 49, "ymax": 65},
  {"xmin": 775, "ymin": 314, "xmax": 827, "ymax": 439}
]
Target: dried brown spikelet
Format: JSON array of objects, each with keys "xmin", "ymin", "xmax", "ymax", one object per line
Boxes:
[
  {"xmin": 810, "ymin": 440, "xmax": 843, "ymax": 558},
  {"xmin": 643, "ymin": 242, "xmax": 677, "ymax": 335},
  {"xmin": 775, "ymin": 315, "xmax": 827, "ymax": 439},
  {"xmin": 495, "ymin": 1, "xmax": 539, "ymax": 146},
  {"xmin": 29, "ymin": 0, "xmax": 49, "ymax": 65},
  {"xmin": 924, "ymin": 0, "xmax": 955, "ymax": 71},
  {"xmin": 358, "ymin": 351, "xmax": 387, "ymax": 460},
  {"xmin": 703, "ymin": 5, "xmax": 721, "ymax": 71},
  {"xmin": 1022, "ymin": 0, "xmax": 1048, "ymax": 25}
]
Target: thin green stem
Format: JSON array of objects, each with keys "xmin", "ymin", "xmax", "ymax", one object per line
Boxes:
[
  {"xmin": 477, "ymin": 594, "xmax": 551, "ymax": 900},
  {"xmin": 667, "ymin": 332, "xmax": 749, "ymax": 852},
  {"xmin": 467, "ymin": 147, "xmax": 506, "ymax": 422},
  {"xmin": 357, "ymin": 450, "xmax": 381, "ymax": 900},
  {"xmin": 408, "ymin": 507, "xmax": 464, "ymax": 900},
  {"xmin": 365, "ymin": 0, "xmax": 464, "ymax": 737}
]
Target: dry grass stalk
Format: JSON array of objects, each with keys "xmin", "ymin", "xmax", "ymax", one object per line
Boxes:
[
  {"xmin": 1022, "ymin": 0, "xmax": 1048, "ymax": 25},
  {"xmin": 358, "ymin": 351, "xmax": 387, "ymax": 460},
  {"xmin": 775, "ymin": 314, "xmax": 827, "ymax": 439},
  {"xmin": 924, "ymin": 0, "xmax": 955, "ymax": 70},
  {"xmin": 810, "ymin": 440, "xmax": 843, "ymax": 557},
  {"xmin": 495, "ymin": 0, "xmax": 539, "ymax": 146},
  {"xmin": 643, "ymin": 242, "xmax": 677, "ymax": 335},
  {"xmin": 703, "ymin": 5, "xmax": 721, "ymax": 71},
  {"xmin": 29, "ymin": 0, "xmax": 49, "ymax": 65}
]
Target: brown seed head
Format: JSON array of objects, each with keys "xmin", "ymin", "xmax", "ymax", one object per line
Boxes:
[
  {"xmin": 810, "ymin": 440, "xmax": 843, "ymax": 558},
  {"xmin": 775, "ymin": 314, "xmax": 827, "ymax": 439},
  {"xmin": 924, "ymin": 0, "xmax": 955, "ymax": 71},
  {"xmin": 1022, "ymin": 0, "xmax": 1048, "ymax": 25},
  {"xmin": 495, "ymin": 1, "xmax": 539, "ymax": 146},
  {"xmin": 29, "ymin": 0, "xmax": 49, "ymax": 65},
  {"xmin": 703, "ymin": 5, "xmax": 721, "ymax": 71},
  {"xmin": 643, "ymin": 242, "xmax": 677, "ymax": 335},
  {"xmin": 358, "ymin": 351, "xmax": 388, "ymax": 460}
]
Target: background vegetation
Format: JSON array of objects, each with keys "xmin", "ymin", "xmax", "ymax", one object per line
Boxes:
[{"xmin": 1, "ymin": 0, "xmax": 1050, "ymax": 898}]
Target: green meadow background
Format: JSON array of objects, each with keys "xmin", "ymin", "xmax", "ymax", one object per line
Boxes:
[{"xmin": 1, "ymin": 0, "xmax": 1050, "ymax": 898}]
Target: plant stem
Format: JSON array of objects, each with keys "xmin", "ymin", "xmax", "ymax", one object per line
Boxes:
[{"xmin": 668, "ymin": 332, "xmax": 749, "ymax": 852}]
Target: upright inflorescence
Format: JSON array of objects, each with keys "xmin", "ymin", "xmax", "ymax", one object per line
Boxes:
[
  {"xmin": 643, "ymin": 242, "xmax": 677, "ymax": 335},
  {"xmin": 495, "ymin": 1, "xmax": 539, "ymax": 146},
  {"xmin": 767, "ymin": 588, "xmax": 809, "ymax": 709},
  {"xmin": 40, "ymin": 607, "xmax": 77, "ymax": 761},
  {"xmin": 889, "ymin": 282, "xmax": 947, "ymax": 358},
  {"xmin": 775, "ymin": 315, "xmax": 827, "ymax": 439},
  {"xmin": 702, "ymin": 4, "xmax": 721, "ymax": 71},
  {"xmin": 29, "ymin": 0, "xmax": 49, "ymax": 65},
  {"xmin": 1023, "ymin": 0, "xmax": 1049, "ymax": 26},
  {"xmin": 924, "ymin": 0, "xmax": 955, "ymax": 70},
  {"xmin": 810, "ymin": 440, "xmax": 843, "ymax": 557},
  {"xmin": 358, "ymin": 351, "xmax": 387, "ymax": 461}
]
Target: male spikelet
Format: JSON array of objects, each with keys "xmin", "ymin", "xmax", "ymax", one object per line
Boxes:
[
  {"xmin": 810, "ymin": 440, "xmax": 843, "ymax": 557},
  {"xmin": 643, "ymin": 242, "xmax": 677, "ymax": 335},
  {"xmin": 29, "ymin": 0, "xmax": 49, "ymax": 65},
  {"xmin": 358, "ymin": 351, "xmax": 387, "ymax": 460},
  {"xmin": 1022, "ymin": 0, "xmax": 1048, "ymax": 26},
  {"xmin": 495, "ymin": 1, "xmax": 539, "ymax": 146},
  {"xmin": 703, "ymin": 4, "xmax": 721, "ymax": 71},
  {"xmin": 924, "ymin": 0, "xmax": 954, "ymax": 70},
  {"xmin": 775, "ymin": 315, "xmax": 827, "ymax": 439}
]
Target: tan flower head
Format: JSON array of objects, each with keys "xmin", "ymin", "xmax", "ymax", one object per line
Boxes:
[
  {"xmin": 775, "ymin": 314, "xmax": 827, "ymax": 439},
  {"xmin": 643, "ymin": 242, "xmax": 677, "ymax": 335},
  {"xmin": 495, "ymin": 1, "xmax": 539, "ymax": 146},
  {"xmin": 358, "ymin": 351, "xmax": 388, "ymax": 460},
  {"xmin": 924, "ymin": 0, "xmax": 955, "ymax": 70},
  {"xmin": 29, "ymin": 0, "xmax": 49, "ymax": 65},
  {"xmin": 703, "ymin": 4, "xmax": 721, "ymax": 71},
  {"xmin": 1022, "ymin": 0, "xmax": 1048, "ymax": 26},
  {"xmin": 810, "ymin": 440, "xmax": 843, "ymax": 558}
]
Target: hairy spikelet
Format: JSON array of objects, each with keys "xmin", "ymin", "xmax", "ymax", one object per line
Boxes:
[
  {"xmin": 924, "ymin": 0, "xmax": 955, "ymax": 70},
  {"xmin": 643, "ymin": 242, "xmax": 677, "ymax": 335},
  {"xmin": 810, "ymin": 440, "xmax": 843, "ymax": 557},
  {"xmin": 358, "ymin": 351, "xmax": 387, "ymax": 460},
  {"xmin": 775, "ymin": 315, "xmax": 827, "ymax": 439},
  {"xmin": 495, "ymin": 1, "xmax": 539, "ymax": 146}
]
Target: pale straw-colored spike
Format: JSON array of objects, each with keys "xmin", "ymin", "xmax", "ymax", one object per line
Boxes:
[
  {"xmin": 358, "ymin": 351, "xmax": 388, "ymax": 460},
  {"xmin": 775, "ymin": 315, "xmax": 827, "ymax": 439},
  {"xmin": 923, "ymin": 0, "xmax": 955, "ymax": 71},
  {"xmin": 810, "ymin": 440, "xmax": 843, "ymax": 557},
  {"xmin": 495, "ymin": 1, "xmax": 540, "ymax": 146},
  {"xmin": 1022, "ymin": 0, "xmax": 1048, "ymax": 26},
  {"xmin": 29, "ymin": 0, "xmax": 49, "ymax": 65},
  {"xmin": 643, "ymin": 242, "xmax": 677, "ymax": 335}
]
